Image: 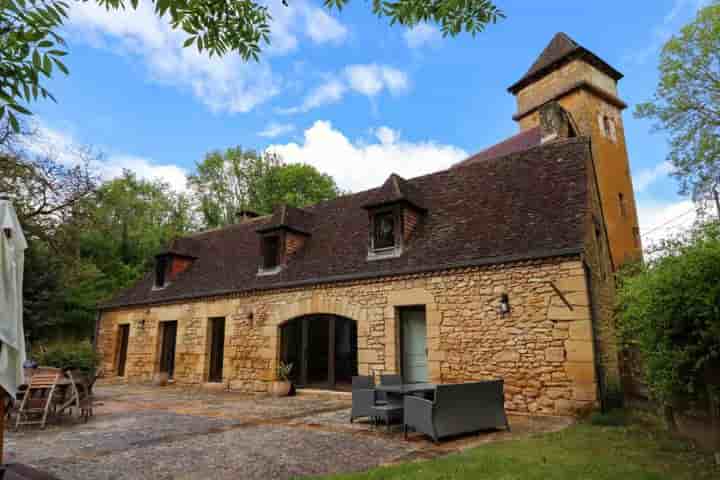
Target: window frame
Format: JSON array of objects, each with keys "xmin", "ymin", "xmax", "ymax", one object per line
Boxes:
[
  {"xmin": 368, "ymin": 205, "xmax": 403, "ymax": 259},
  {"xmin": 154, "ymin": 254, "xmax": 168, "ymax": 289},
  {"xmin": 261, "ymin": 234, "xmax": 282, "ymax": 270}
]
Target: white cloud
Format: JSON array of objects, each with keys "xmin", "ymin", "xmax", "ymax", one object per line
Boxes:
[
  {"xmin": 374, "ymin": 126, "xmax": 400, "ymax": 145},
  {"xmin": 67, "ymin": 1, "xmax": 280, "ymax": 113},
  {"xmin": 280, "ymin": 64, "xmax": 409, "ymax": 114},
  {"xmin": 258, "ymin": 122, "xmax": 296, "ymax": 138},
  {"xmin": 65, "ymin": 0, "xmax": 350, "ymax": 113},
  {"xmin": 344, "ymin": 64, "xmax": 409, "ymax": 96},
  {"xmin": 267, "ymin": 120, "xmax": 467, "ymax": 191},
  {"xmin": 278, "ymin": 78, "xmax": 347, "ymax": 114},
  {"xmin": 304, "ymin": 8, "xmax": 348, "ymax": 44},
  {"xmin": 634, "ymin": 161, "xmax": 674, "ymax": 192},
  {"xmin": 636, "ymin": 197, "xmax": 697, "ymax": 247},
  {"xmin": 23, "ymin": 122, "xmax": 188, "ymax": 192},
  {"xmin": 403, "ymin": 24, "xmax": 441, "ymax": 48}
]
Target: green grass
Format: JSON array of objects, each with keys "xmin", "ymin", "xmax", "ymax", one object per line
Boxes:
[{"xmin": 311, "ymin": 419, "xmax": 717, "ymax": 480}]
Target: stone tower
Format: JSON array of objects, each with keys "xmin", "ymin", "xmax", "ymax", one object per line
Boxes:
[{"xmin": 508, "ymin": 33, "xmax": 642, "ymax": 267}]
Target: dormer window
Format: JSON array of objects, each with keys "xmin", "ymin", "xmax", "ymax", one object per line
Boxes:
[
  {"xmin": 363, "ymin": 173, "xmax": 426, "ymax": 261},
  {"xmin": 262, "ymin": 235, "xmax": 281, "ymax": 270},
  {"xmin": 155, "ymin": 255, "xmax": 168, "ymax": 288},
  {"xmin": 256, "ymin": 205, "xmax": 313, "ymax": 276},
  {"xmin": 373, "ymin": 211, "xmax": 396, "ymax": 250},
  {"xmin": 153, "ymin": 249, "xmax": 196, "ymax": 290}
]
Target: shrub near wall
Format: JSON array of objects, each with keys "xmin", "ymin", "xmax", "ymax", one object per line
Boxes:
[
  {"xmin": 34, "ymin": 340, "xmax": 98, "ymax": 374},
  {"xmin": 616, "ymin": 221, "xmax": 720, "ymax": 455}
]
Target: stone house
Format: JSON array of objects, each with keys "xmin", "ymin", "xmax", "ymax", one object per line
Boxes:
[{"xmin": 96, "ymin": 33, "xmax": 642, "ymax": 416}]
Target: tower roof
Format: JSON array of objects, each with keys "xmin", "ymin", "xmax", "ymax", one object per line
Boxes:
[{"xmin": 508, "ymin": 32, "xmax": 623, "ymax": 94}]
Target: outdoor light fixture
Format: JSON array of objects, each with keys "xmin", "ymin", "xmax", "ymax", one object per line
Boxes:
[
  {"xmin": 138, "ymin": 319, "xmax": 146, "ymax": 329},
  {"xmin": 499, "ymin": 294, "xmax": 510, "ymax": 316}
]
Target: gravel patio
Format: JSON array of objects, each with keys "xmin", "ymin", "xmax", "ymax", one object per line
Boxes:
[{"xmin": 4, "ymin": 384, "xmax": 573, "ymax": 480}]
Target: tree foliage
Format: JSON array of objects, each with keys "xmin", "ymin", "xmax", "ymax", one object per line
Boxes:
[
  {"xmin": 3, "ymin": 125, "xmax": 343, "ymax": 340},
  {"xmin": 616, "ymin": 221, "xmax": 720, "ymax": 406},
  {"xmin": 1, "ymin": 0, "xmax": 503, "ymax": 129},
  {"xmin": 254, "ymin": 162, "xmax": 340, "ymax": 214},
  {"xmin": 635, "ymin": 1, "xmax": 720, "ymax": 214},
  {"xmin": 188, "ymin": 147, "xmax": 340, "ymax": 227}
]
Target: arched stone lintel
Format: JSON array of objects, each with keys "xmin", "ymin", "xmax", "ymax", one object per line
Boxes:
[{"xmin": 267, "ymin": 294, "xmax": 368, "ymax": 327}]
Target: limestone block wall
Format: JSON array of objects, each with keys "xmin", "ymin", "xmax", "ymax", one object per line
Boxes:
[{"xmin": 97, "ymin": 255, "xmax": 603, "ymax": 415}]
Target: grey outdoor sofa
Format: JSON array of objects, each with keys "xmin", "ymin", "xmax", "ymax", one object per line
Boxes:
[{"xmin": 403, "ymin": 379, "xmax": 510, "ymax": 442}]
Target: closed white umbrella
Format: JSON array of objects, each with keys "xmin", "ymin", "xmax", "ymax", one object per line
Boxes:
[{"xmin": 0, "ymin": 197, "xmax": 27, "ymax": 463}]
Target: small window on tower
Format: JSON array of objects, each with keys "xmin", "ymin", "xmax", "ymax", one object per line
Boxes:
[
  {"xmin": 262, "ymin": 235, "xmax": 280, "ymax": 269},
  {"xmin": 618, "ymin": 192, "xmax": 627, "ymax": 218},
  {"xmin": 601, "ymin": 115, "xmax": 616, "ymax": 142},
  {"xmin": 373, "ymin": 211, "xmax": 396, "ymax": 250},
  {"xmin": 633, "ymin": 226, "xmax": 641, "ymax": 248}
]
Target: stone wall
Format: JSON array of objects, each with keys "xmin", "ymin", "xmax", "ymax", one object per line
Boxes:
[
  {"xmin": 98, "ymin": 255, "xmax": 605, "ymax": 416},
  {"xmin": 98, "ymin": 258, "xmax": 608, "ymax": 414}
]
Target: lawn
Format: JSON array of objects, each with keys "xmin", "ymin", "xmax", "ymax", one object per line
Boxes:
[{"xmin": 312, "ymin": 417, "xmax": 717, "ymax": 480}]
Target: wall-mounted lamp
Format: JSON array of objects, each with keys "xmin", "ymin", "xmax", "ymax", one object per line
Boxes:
[
  {"xmin": 138, "ymin": 319, "xmax": 146, "ymax": 330},
  {"xmin": 499, "ymin": 294, "xmax": 510, "ymax": 316}
]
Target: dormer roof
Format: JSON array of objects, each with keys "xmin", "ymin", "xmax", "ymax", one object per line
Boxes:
[
  {"xmin": 508, "ymin": 32, "xmax": 623, "ymax": 94},
  {"xmin": 362, "ymin": 173, "xmax": 426, "ymax": 211},
  {"xmin": 155, "ymin": 248, "xmax": 197, "ymax": 260},
  {"xmin": 256, "ymin": 204, "xmax": 314, "ymax": 236}
]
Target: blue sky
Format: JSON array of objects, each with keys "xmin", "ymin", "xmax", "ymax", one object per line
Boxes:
[{"xmin": 28, "ymin": 0, "xmax": 710, "ymax": 245}]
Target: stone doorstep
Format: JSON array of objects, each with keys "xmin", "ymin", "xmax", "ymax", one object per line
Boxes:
[{"xmin": 296, "ymin": 388, "xmax": 352, "ymax": 399}]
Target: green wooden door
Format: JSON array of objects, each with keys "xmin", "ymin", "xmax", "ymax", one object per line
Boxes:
[{"xmin": 401, "ymin": 308, "xmax": 428, "ymax": 383}]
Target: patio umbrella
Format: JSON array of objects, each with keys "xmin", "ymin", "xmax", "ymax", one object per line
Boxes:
[{"xmin": 0, "ymin": 197, "xmax": 27, "ymax": 462}]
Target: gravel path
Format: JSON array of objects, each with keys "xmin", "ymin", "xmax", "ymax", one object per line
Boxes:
[{"xmin": 4, "ymin": 384, "xmax": 572, "ymax": 480}]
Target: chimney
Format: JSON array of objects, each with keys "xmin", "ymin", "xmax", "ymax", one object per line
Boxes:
[
  {"xmin": 539, "ymin": 102, "xmax": 573, "ymax": 144},
  {"xmin": 236, "ymin": 210, "xmax": 260, "ymax": 224}
]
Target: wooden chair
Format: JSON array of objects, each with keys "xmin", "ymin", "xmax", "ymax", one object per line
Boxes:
[
  {"xmin": 15, "ymin": 368, "xmax": 63, "ymax": 430},
  {"xmin": 65, "ymin": 370, "xmax": 95, "ymax": 421}
]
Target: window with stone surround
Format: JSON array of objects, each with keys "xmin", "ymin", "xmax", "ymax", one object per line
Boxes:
[{"xmin": 600, "ymin": 114, "xmax": 617, "ymax": 142}]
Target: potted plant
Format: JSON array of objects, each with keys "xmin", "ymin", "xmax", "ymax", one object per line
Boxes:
[{"xmin": 270, "ymin": 362, "xmax": 293, "ymax": 397}]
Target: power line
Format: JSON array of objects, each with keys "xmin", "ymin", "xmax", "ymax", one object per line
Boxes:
[{"xmin": 641, "ymin": 207, "xmax": 696, "ymax": 238}]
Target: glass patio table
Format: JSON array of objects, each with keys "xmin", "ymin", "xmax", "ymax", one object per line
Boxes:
[
  {"xmin": 371, "ymin": 383, "xmax": 436, "ymax": 431},
  {"xmin": 375, "ymin": 383, "xmax": 436, "ymax": 396}
]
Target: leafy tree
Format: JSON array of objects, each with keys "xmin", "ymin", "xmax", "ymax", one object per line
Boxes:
[
  {"xmin": 188, "ymin": 147, "xmax": 341, "ymax": 227},
  {"xmin": 254, "ymin": 162, "xmax": 340, "ymax": 214},
  {"xmin": 1, "ymin": 0, "xmax": 504, "ymax": 129},
  {"xmin": 80, "ymin": 170, "xmax": 195, "ymax": 294},
  {"xmin": 635, "ymin": 1, "xmax": 720, "ymax": 216},
  {"xmin": 616, "ymin": 221, "xmax": 720, "ymax": 448},
  {"xmin": 188, "ymin": 147, "xmax": 279, "ymax": 227}
]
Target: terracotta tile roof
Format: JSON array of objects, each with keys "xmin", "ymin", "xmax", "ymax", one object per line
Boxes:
[
  {"xmin": 454, "ymin": 127, "xmax": 542, "ymax": 167},
  {"xmin": 102, "ymin": 137, "xmax": 592, "ymax": 309},
  {"xmin": 508, "ymin": 32, "xmax": 623, "ymax": 94}
]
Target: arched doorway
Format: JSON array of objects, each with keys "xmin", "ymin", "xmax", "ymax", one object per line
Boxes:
[{"xmin": 280, "ymin": 314, "xmax": 358, "ymax": 390}]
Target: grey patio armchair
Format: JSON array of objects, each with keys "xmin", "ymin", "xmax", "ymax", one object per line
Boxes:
[
  {"xmin": 350, "ymin": 375, "xmax": 382, "ymax": 423},
  {"xmin": 403, "ymin": 379, "xmax": 510, "ymax": 443}
]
